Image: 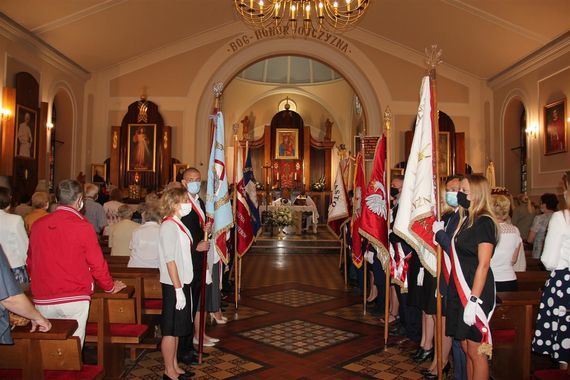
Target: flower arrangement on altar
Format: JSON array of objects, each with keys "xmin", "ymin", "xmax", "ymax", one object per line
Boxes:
[
  {"xmin": 255, "ymin": 181, "xmax": 264, "ymax": 191},
  {"xmin": 310, "ymin": 176, "xmax": 326, "ymax": 192},
  {"xmin": 270, "ymin": 207, "xmax": 294, "ymax": 227}
]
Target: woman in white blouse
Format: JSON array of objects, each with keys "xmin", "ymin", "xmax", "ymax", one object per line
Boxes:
[
  {"xmin": 128, "ymin": 205, "xmax": 161, "ymax": 268},
  {"xmin": 0, "ymin": 187, "xmax": 29, "ymax": 286},
  {"xmin": 532, "ymin": 172, "xmax": 570, "ymax": 370},
  {"xmin": 490, "ymin": 193, "xmax": 524, "ymax": 291},
  {"xmin": 158, "ymin": 187, "xmax": 194, "ymax": 380}
]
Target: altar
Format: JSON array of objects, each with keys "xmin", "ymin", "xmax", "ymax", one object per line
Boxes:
[{"xmin": 263, "ymin": 204, "xmax": 318, "ymax": 235}]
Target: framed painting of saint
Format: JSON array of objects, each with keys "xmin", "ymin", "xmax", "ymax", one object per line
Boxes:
[
  {"xmin": 127, "ymin": 124, "xmax": 156, "ymax": 171},
  {"xmin": 544, "ymin": 99, "xmax": 567, "ymax": 155},
  {"xmin": 15, "ymin": 105, "xmax": 37, "ymax": 159},
  {"xmin": 91, "ymin": 164, "xmax": 106, "ymax": 183},
  {"xmin": 438, "ymin": 131, "xmax": 451, "ymax": 177},
  {"xmin": 275, "ymin": 129, "xmax": 299, "ymax": 159}
]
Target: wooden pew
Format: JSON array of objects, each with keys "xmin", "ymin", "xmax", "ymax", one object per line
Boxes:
[
  {"xmin": 525, "ymin": 257, "xmax": 542, "ymax": 271},
  {"xmin": 85, "ymin": 286, "xmax": 149, "ymax": 379},
  {"xmin": 105, "ymin": 256, "xmax": 129, "ymax": 266},
  {"xmin": 0, "ymin": 319, "xmax": 103, "ymax": 380},
  {"xmin": 108, "ymin": 267, "xmax": 162, "ymax": 316},
  {"xmin": 491, "ymin": 290, "xmax": 541, "ymax": 380},
  {"xmin": 516, "ymin": 271, "xmax": 549, "ymax": 291}
]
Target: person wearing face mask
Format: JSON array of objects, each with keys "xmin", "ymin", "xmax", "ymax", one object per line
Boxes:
[
  {"xmin": 178, "ymin": 168, "xmax": 213, "ymax": 365},
  {"xmin": 24, "ymin": 191, "xmax": 50, "ymax": 234},
  {"xmin": 445, "ymin": 175, "xmax": 498, "ymax": 380},
  {"xmin": 27, "ymin": 179, "xmax": 126, "ymax": 347},
  {"xmin": 158, "ymin": 187, "xmax": 195, "ymax": 380},
  {"xmin": 528, "ymin": 193, "xmax": 559, "ymax": 259},
  {"xmin": 424, "ymin": 175, "xmax": 463, "ymax": 379},
  {"xmin": 532, "ymin": 172, "xmax": 570, "ymax": 371}
]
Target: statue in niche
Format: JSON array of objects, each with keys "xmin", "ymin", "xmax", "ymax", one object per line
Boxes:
[
  {"xmin": 324, "ymin": 118, "xmax": 333, "ymax": 141},
  {"xmin": 241, "ymin": 115, "xmax": 250, "ymax": 138}
]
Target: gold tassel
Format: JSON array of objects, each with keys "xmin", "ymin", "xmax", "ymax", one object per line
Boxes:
[{"xmin": 478, "ymin": 343, "xmax": 493, "ymax": 358}]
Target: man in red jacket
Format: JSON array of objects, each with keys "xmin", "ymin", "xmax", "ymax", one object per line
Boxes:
[{"xmin": 27, "ymin": 179, "xmax": 125, "ymax": 346}]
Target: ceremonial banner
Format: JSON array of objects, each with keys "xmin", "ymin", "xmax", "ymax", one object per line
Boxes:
[
  {"xmin": 206, "ymin": 112, "xmax": 233, "ymax": 264},
  {"xmin": 236, "ymin": 146, "xmax": 254, "ymax": 256},
  {"xmin": 327, "ymin": 161, "xmax": 350, "ymax": 238},
  {"xmin": 359, "ymin": 135, "xmax": 389, "ymax": 268},
  {"xmin": 351, "ymin": 152, "xmax": 366, "ymax": 268},
  {"xmin": 243, "ymin": 146, "xmax": 261, "ymax": 237},
  {"xmin": 393, "ymin": 76, "xmax": 438, "ymax": 276}
]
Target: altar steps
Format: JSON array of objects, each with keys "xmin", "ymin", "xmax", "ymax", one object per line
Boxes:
[{"xmin": 249, "ymin": 225, "xmax": 342, "ymax": 255}]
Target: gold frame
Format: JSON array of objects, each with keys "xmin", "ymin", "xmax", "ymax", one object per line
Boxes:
[
  {"xmin": 275, "ymin": 128, "xmax": 299, "ymax": 159},
  {"xmin": 127, "ymin": 124, "xmax": 157, "ymax": 171},
  {"xmin": 14, "ymin": 104, "xmax": 37, "ymax": 159},
  {"xmin": 438, "ymin": 131, "xmax": 451, "ymax": 178},
  {"xmin": 173, "ymin": 163, "xmax": 189, "ymax": 181},
  {"xmin": 354, "ymin": 135, "xmax": 381, "ymax": 161},
  {"xmin": 544, "ymin": 98, "xmax": 567, "ymax": 156},
  {"xmin": 91, "ymin": 164, "xmax": 106, "ymax": 183}
]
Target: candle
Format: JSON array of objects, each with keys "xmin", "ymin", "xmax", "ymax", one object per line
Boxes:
[
  {"xmin": 294, "ymin": 172, "xmax": 297, "ymax": 180},
  {"xmin": 291, "ymin": 4, "xmax": 296, "ymax": 19},
  {"xmin": 267, "ymin": 176, "xmax": 269, "ymax": 185},
  {"xmin": 318, "ymin": 2, "xmax": 323, "ymax": 17},
  {"xmin": 277, "ymin": 172, "xmax": 280, "ymax": 180},
  {"xmin": 305, "ymin": 4, "xmax": 310, "ymax": 19}
]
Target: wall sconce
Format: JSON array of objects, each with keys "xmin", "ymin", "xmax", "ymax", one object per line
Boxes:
[
  {"xmin": 0, "ymin": 108, "xmax": 11, "ymax": 119},
  {"xmin": 46, "ymin": 122, "xmax": 54, "ymax": 129},
  {"xmin": 526, "ymin": 122, "xmax": 538, "ymax": 139}
]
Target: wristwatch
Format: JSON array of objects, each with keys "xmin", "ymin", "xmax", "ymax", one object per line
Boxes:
[{"xmin": 469, "ymin": 295, "xmax": 483, "ymax": 305}]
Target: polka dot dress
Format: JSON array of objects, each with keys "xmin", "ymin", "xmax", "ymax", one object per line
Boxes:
[{"xmin": 531, "ymin": 269, "xmax": 570, "ymax": 364}]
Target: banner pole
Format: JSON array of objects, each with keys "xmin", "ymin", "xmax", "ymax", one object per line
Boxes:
[
  {"xmin": 427, "ymin": 45, "xmax": 444, "ymax": 380},
  {"xmin": 383, "ymin": 107, "xmax": 393, "ymax": 349},
  {"xmin": 232, "ymin": 125, "xmax": 239, "ymax": 312},
  {"xmin": 199, "ymin": 81, "xmax": 224, "ymax": 364},
  {"xmin": 343, "ymin": 228, "xmax": 348, "ymax": 289},
  {"xmin": 359, "ymin": 132, "xmax": 367, "ymax": 316}
]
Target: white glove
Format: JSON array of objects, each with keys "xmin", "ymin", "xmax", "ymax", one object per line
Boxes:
[
  {"xmin": 364, "ymin": 251, "xmax": 374, "ymax": 264},
  {"xmin": 463, "ymin": 296, "xmax": 482, "ymax": 326},
  {"xmin": 205, "ymin": 269, "xmax": 213, "ymax": 285},
  {"xmin": 175, "ymin": 288, "xmax": 186, "ymax": 310},
  {"xmin": 432, "ymin": 221, "xmax": 444, "ymax": 234}
]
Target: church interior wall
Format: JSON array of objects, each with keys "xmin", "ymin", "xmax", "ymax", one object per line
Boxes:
[{"xmin": 492, "ymin": 50, "xmax": 570, "ymax": 198}]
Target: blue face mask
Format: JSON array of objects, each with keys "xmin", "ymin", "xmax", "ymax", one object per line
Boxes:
[
  {"xmin": 445, "ymin": 191, "xmax": 458, "ymax": 208},
  {"xmin": 187, "ymin": 181, "xmax": 201, "ymax": 195}
]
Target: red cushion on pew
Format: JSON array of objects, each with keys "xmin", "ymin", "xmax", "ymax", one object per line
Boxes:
[
  {"xmin": 493, "ymin": 329, "xmax": 516, "ymax": 344},
  {"xmin": 0, "ymin": 365, "xmax": 103, "ymax": 380},
  {"xmin": 533, "ymin": 369, "xmax": 570, "ymax": 380},
  {"xmin": 143, "ymin": 299, "xmax": 162, "ymax": 309},
  {"xmin": 86, "ymin": 322, "xmax": 148, "ymax": 338}
]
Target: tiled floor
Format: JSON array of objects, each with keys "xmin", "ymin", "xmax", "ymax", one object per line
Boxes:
[{"xmin": 124, "ymin": 232, "xmax": 427, "ymax": 379}]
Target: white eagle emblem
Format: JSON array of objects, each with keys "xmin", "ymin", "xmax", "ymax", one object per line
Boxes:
[{"xmin": 365, "ymin": 180, "xmax": 387, "ymax": 219}]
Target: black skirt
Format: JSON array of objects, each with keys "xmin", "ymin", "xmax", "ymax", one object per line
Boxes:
[{"xmin": 160, "ymin": 283, "xmax": 193, "ymax": 337}]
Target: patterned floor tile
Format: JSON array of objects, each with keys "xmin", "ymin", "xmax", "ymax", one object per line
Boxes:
[
  {"xmin": 124, "ymin": 348, "xmax": 265, "ymax": 379},
  {"xmin": 238, "ymin": 319, "xmax": 359, "ymax": 355},
  {"xmin": 339, "ymin": 346, "xmax": 430, "ymax": 379},
  {"xmin": 252, "ymin": 288, "xmax": 335, "ymax": 307},
  {"xmin": 324, "ymin": 303, "xmax": 382, "ymax": 325},
  {"xmin": 218, "ymin": 304, "xmax": 269, "ymax": 323}
]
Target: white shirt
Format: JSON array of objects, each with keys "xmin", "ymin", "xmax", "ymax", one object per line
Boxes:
[
  {"xmin": 0, "ymin": 209, "xmax": 29, "ymax": 268},
  {"xmin": 158, "ymin": 217, "xmax": 193, "ymax": 285},
  {"xmin": 491, "ymin": 222, "xmax": 523, "ymax": 282},
  {"xmin": 128, "ymin": 222, "xmax": 160, "ymax": 268},
  {"xmin": 541, "ymin": 210, "xmax": 570, "ymax": 271}
]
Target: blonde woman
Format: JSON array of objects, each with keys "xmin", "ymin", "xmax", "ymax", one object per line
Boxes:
[
  {"xmin": 446, "ymin": 175, "xmax": 498, "ymax": 380},
  {"xmin": 490, "ymin": 192, "xmax": 525, "ymax": 291},
  {"xmin": 158, "ymin": 187, "xmax": 194, "ymax": 380}
]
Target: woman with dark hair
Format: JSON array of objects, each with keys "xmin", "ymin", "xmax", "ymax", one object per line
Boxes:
[
  {"xmin": 446, "ymin": 175, "xmax": 498, "ymax": 380},
  {"xmin": 528, "ymin": 193, "xmax": 559, "ymax": 259},
  {"xmin": 532, "ymin": 172, "xmax": 570, "ymax": 370}
]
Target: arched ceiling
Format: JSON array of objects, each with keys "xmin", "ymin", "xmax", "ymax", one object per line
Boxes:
[
  {"xmin": 0, "ymin": 0, "xmax": 568, "ymax": 78},
  {"xmin": 237, "ymin": 56, "xmax": 342, "ymax": 84}
]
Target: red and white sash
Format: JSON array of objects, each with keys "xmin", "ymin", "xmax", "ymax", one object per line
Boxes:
[
  {"xmin": 449, "ymin": 217, "xmax": 495, "ymax": 357},
  {"xmin": 188, "ymin": 195, "xmax": 205, "ymax": 228},
  {"xmin": 163, "ymin": 216, "xmax": 194, "ymax": 246}
]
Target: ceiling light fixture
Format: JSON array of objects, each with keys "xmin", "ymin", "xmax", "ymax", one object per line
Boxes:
[{"xmin": 234, "ymin": 0, "xmax": 370, "ymax": 33}]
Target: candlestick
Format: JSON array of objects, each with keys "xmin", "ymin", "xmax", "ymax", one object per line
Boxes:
[
  {"xmin": 277, "ymin": 172, "xmax": 280, "ymax": 180},
  {"xmin": 294, "ymin": 172, "xmax": 297, "ymax": 181}
]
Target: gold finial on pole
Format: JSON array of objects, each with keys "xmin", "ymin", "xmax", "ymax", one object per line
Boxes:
[
  {"xmin": 383, "ymin": 106, "xmax": 392, "ymax": 132},
  {"xmin": 213, "ymin": 81, "xmax": 224, "ymax": 110},
  {"xmin": 425, "ymin": 45, "xmax": 443, "ymax": 79}
]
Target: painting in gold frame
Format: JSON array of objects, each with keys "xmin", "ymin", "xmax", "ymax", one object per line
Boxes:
[
  {"xmin": 275, "ymin": 128, "xmax": 299, "ymax": 160},
  {"xmin": 544, "ymin": 98, "xmax": 567, "ymax": 155},
  {"xmin": 91, "ymin": 164, "xmax": 106, "ymax": 183},
  {"xmin": 127, "ymin": 124, "xmax": 156, "ymax": 171},
  {"xmin": 173, "ymin": 163, "xmax": 189, "ymax": 182},
  {"xmin": 438, "ymin": 131, "xmax": 451, "ymax": 178}
]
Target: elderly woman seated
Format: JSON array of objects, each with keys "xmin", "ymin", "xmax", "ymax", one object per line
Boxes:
[{"xmin": 109, "ymin": 204, "xmax": 140, "ymax": 256}]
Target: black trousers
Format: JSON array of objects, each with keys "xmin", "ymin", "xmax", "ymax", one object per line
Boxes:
[
  {"xmin": 177, "ymin": 272, "xmax": 202, "ymax": 358},
  {"xmin": 395, "ymin": 285, "xmax": 422, "ymax": 342}
]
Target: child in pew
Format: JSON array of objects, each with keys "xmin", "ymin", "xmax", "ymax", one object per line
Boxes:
[{"xmin": 532, "ymin": 172, "xmax": 570, "ymax": 371}]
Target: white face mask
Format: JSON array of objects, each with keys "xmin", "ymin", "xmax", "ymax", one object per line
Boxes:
[
  {"xmin": 564, "ymin": 190, "xmax": 568, "ymax": 204},
  {"xmin": 78, "ymin": 198, "xmax": 84, "ymax": 210},
  {"xmin": 179, "ymin": 203, "xmax": 192, "ymax": 217}
]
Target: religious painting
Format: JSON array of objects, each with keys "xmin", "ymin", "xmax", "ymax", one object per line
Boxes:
[
  {"xmin": 127, "ymin": 124, "xmax": 156, "ymax": 171},
  {"xmin": 91, "ymin": 164, "xmax": 106, "ymax": 184},
  {"xmin": 438, "ymin": 131, "xmax": 451, "ymax": 177},
  {"xmin": 544, "ymin": 99, "xmax": 567, "ymax": 155},
  {"xmin": 173, "ymin": 163, "xmax": 188, "ymax": 182},
  {"xmin": 14, "ymin": 105, "xmax": 37, "ymax": 159},
  {"xmin": 275, "ymin": 129, "xmax": 299, "ymax": 159}
]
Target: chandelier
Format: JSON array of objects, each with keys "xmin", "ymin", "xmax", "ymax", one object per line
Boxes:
[{"xmin": 234, "ymin": 0, "xmax": 370, "ymax": 33}]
